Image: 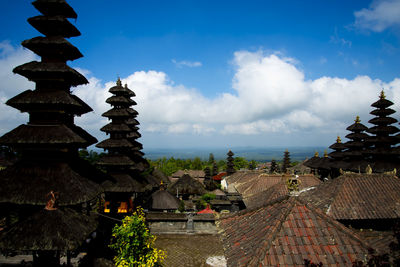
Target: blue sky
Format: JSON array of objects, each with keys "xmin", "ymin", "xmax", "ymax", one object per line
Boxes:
[{"xmin": 1, "ymin": 0, "xmax": 400, "ymax": 149}]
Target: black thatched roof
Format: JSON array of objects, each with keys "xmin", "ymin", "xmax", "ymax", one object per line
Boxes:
[
  {"xmin": 106, "ymin": 96, "xmax": 135, "ymax": 106},
  {"xmin": 96, "ymin": 154, "xmax": 135, "ymax": 167},
  {"xmin": 102, "ymin": 173, "xmax": 145, "ymax": 193},
  {"xmin": 28, "ymin": 15, "xmax": 80, "ymax": 37},
  {"xmin": 109, "ymin": 80, "xmax": 135, "ymax": 96},
  {"xmin": 100, "ymin": 123, "xmax": 131, "ymax": 133},
  {"xmin": 96, "ymin": 139, "xmax": 133, "ymax": 149},
  {"xmin": 151, "ymin": 169, "xmax": 170, "ymax": 184},
  {"xmin": 0, "ymin": 161, "xmax": 102, "ymax": 205},
  {"xmin": 369, "ymin": 116, "xmax": 398, "ymax": 126},
  {"xmin": 167, "ymin": 174, "xmax": 206, "ymax": 196},
  {"xmin": 22, "ymin": 36, "xmax": 82, "ymax": 61},
  {"xmin": 0, "ymin": 208, "xmax": 97, "ymax": 251},
  {"xmin": 126, "ymin": 118, "xmax": 140, "ymax": 126},
  {"xmin": 32, "ymin": 0, "xmax": 77, "ymax": 18},
  {"xmin": 370, "ymin": 108, "xmax": 395, "ymax": 116},
  {"xmin": 102, "ymin": 108, "xmax": 135, "ymax": 118},
  {"xmin": 127, "ymin": 131, "xmax": 142, "ymax": 139},
  {"xmin": 0, "ymin": 124, "xmax": 96, "ymax": 147},
  {"xmin": 148, "ymin": 189, "xmax": 180, "ymax": 211},
  {"xmin": 371, "ymin": 97, "xmax": 394, "ymax": 109},
  {"xmin": 6, "ymin": 89, "xmax": 92, "ymax": 115},
  {"xmin": 303, "ymin": 152, "xmax": 320, "ymax": 169},
  {"xmin": 13, "ymin": 61, "xmax": 88, "ymax": 87}
]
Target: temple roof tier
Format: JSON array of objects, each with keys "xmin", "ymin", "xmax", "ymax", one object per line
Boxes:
[
  {"xmin": 344, "ymin": 140, "xmax": 365, "ymax": 149},
  {"xmin": 102, "ymin": 108, "xmax": 135, "ymax": 118},
  {"xmin": 369, "ymin": 116, "xmax": 398, "ymax": 126},
  {"xmin": 100, "ymin": 123, "xmax": 132, "ymax": 133},
  {"xmin": 125, "ymin": 118, "xmax": 140, "ymax": 126},
  {"xmin": 96, "ymin": 139, "xmax": 134, "ymax": 149},
  {"xmin": 102, "ymin": 173, "xmax": 145, "ymax": 193},
  {"xmin": 328, "ymin": 150, "xmax": 346, "ymax": 159},
  {"xmin": 106, "ymin": 95, "xmax": 136, "ymax": 106},
  {"xmin": 6, "ymin": 89, "xmax": 92, "ymax": 115},
  {"xmin": 96, "ymin": 154, "xmax": 136, "ymax": 167},
  {"xmin": 0, "ymin": 161, "xmax": 102, "ymax": 205},
  {"xmin": 28, "ymin": 15, "xmax": 80, "ymax": 38},
  {"xmin": 367, "ymin": 136, "xmax": 399, "ymax": 146},
  {"xmin": 367, "ymin": 125, "xmax": 400, "ymax": 135},
  {"xmin": 346, "ymin": 122, "xmax": 368, "ymax": 132},
  {"xmin": 22, "ymin": 36, "xmax": 82, "ymax": 61},
  {"xmin": 13, "ymin": 61, "xmax": 88, "ymax": 87},
  {"xmin": 329, "ymin": 142, "xmax": 346, "ymax": 150},
  {"xmin": 371, "ymin": 98, "xmax": 394, "ymax": 109},
  {"xmin": 370, "ymin": 108, "xmax": 396, "ymax": 116},
  {"xmin": 0, "ymin": 124, "xmax": 96, "ymax": 147},
  {"xmin": 345, "ymin": 132, "xmax": 369, "ymax": 140},
  {"xmin": 109, "ymin": 83, "xmax": 135, "ymax": 96},
  {"xmin": 0, "ymin": 208, "xmax": 97, "ymax": 251},
  {"xmin": 127, "ymin": 131, "xmax": 141, "ymax": 139},
  {"xmin": 32, "ymin": 0, "xmax": 78, "ymax": 19}
]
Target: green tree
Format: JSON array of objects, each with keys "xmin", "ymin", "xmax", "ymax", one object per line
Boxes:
[
  {"xmin": 217, "ymin": 159, "xmax": 226, "ymax": 171},
  {"xmin": 249, "ymin": 160, "xmax": 257, "ymax": 170},
  {"xmin": 191, "ymin": 157, "xmax": 203, "ymax": 170},
  {"xmin": 233, "ymin": 157, "xmax": 248, "ymax": 170},
  {"xmin": 109, "ymin": 208, "xmax": 165, "ymax": 267},
  {"xmin": 208, "ymin": 153, "xmax": 215, "ymax": 165}
]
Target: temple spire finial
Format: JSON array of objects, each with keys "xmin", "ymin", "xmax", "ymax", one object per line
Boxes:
[
  {"xmin": 336, "ymin": 136, "xmax": 342, "ymax": 143},
  {"xmin": 324, "ymin": 150, "xmax": 328, "ymax": 158},
  {"xmin": 380, "ymin": 89, "xmax": 386, "ymax": 100},
  {"xmin": 355, "ymin": 116, "xmax": 360, "ymax": 123},
  {"xmin": 116, "ymin": 77, "xmax": 122, "ymax": 86},
  {"xmin": 314, "ymin": 151, "xmax": 319, "ymax": 157}
]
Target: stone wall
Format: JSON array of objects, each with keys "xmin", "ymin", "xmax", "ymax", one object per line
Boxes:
[{"xmin": 146, "ymin": 212, "xmax": 218, "ymax": 234}]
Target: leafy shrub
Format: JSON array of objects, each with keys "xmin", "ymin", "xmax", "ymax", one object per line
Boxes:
[{"xmin": 109, "ymin": 207, "xmax": 166, "ymax": 266}]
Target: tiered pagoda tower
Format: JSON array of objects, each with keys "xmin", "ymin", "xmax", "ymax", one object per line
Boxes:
[
  {"xmin": 0, "ymin": 0, "xmax": 102, "ymax": 265},
  {"xmin": 328, "ymin": 136, "xmax": 347, "ymax": 178},
  {"xmin": 226, "ymin": 150, "xmax": 235, "ymax": 176},
  {"xmin": 123, "ymin": 84, "xmax": 148, "ymax": 173},
  {"xmin": 281, "ymin": 149, "xmax": 291, "ymax": 173},
  {"xmin": 366, "ymin": 91, "xmax": 400, "ymax": 172},
  {"xmin": 96, "ymin": 79, "xmax": 147, "ymax": 215},
  {"xmin": 342, "ymin": 116, "xmax": 370, "ymax": 172}
]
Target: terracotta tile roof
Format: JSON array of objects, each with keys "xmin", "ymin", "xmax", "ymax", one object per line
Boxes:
[
  {"xmin": 224, "ymin": 170, "xmax": 261, "ymax": 185},
  {"xmin": 300, "ymin": 173, "xmax": 400, "ymax": 220},
  {"xmin": 171, "ymin": 170, "xmax": 205, "ymax": 178},
  {"xmin": 233, "ymin": 173, "xmax": 320, "ymax": 209},
  {"xmin": 216, "ymin": 196, "xmax": 370, "ymax": 267}
]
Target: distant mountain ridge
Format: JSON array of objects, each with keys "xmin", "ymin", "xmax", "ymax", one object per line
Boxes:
[{"xmin": 142, "ymin": 146, "xmax": 328, "ymax": 162}]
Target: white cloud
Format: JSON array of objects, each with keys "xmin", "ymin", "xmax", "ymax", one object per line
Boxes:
[
  {"xmin": 354, "ymin": 0, "xmax": 400, "ymax": 32},
  {"xmin": 172, "ymin": 59, "xmax": 202, "ymax": 68},
  {"xmin": 1, "ymin": 42, "xmax": 399, "ymax": 147}
]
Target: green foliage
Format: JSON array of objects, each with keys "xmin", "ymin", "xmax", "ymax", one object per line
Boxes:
[
  {"xmin": 195, "ymin": 199, "xmax": 207, "ymax": 210},
  {"xmin": 208, "ymin": 153, "xmax": 215, "ymax": 165},
  {"xmin": 148, "ymin": 156, "xmax": 211, "ymax": 176},
  {"xmin": 191, "ymin": 157, "xmax": 203, "ymax": 170},
  {"xmin": 78, "ymin": 149, "xmax": 104, "ymax": 164},
  {"xmin": 201, "ymin": 193, "xmax": 216, "ymax": 203},
  {"xmin": 178, "ymin": 200, "xmax": 185, "ymax": 213},
  {"xmin": 109, "ymin": 208, "xmax": 165, "ymax": 267},
  {"xmin": 233, "ymin": 157, "xmax": 248, "ymax": 170},
  {"xmin": 249, "ymin": 160, "xmax": 257, "ymax": 170},
  {"xmin": 217, "ymin": 159, "xmax": 226, "ymax": 171}
]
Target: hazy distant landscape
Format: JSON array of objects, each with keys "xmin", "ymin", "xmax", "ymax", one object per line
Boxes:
[{"xmin": 143, "ymin": 146, "xmax": 327, "ymax": 162}]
